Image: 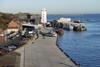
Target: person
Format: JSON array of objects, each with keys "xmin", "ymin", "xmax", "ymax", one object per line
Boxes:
[
  {"xmin": 34, "ymin": 25, "xmax": 39, "ymax": 40},
  {"xmin": 39, "ymin": 31, "xmax": 45, "ymax": 39},
  {"xmin": 39, "ymin": 26, "xmax": 46, "ymax": 39},
  {"xmin": 35, "ymin": 29, "xmax": 39, "ymax": 40}
]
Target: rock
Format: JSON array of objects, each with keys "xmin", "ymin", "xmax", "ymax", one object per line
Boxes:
[{"xmin": 55, "ymin": 29, "xmax": 64, "ymax": 36}]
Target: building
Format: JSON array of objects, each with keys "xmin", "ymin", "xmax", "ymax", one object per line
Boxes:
[
  {"xmin": 41, "ymin": 8, "xmax": 47, "ymax": 24},
  {"xmin": 57, "ymin": 18, "xmax": 71, "ymax": 23},
  {"xmin": 7, "ymin": 19, "xmax": 22, "ymax": 34}
]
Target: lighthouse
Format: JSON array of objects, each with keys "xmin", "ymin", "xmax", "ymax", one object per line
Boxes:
[{"xmin": 41, "ymin": 8, "xmax": 47, "ymax": 27}]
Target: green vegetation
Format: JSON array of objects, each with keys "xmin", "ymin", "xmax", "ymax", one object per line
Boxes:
[
  {"xmin": 0, "ymin": 12, "xmax": 40, "ymax": 29},
  {"xmin": 0, "ymin": 12, "xmax": 16, "ymax": 29},
  {"xmin": 0, "ymin": 23, "xmax": 7, "ymax": 30}
]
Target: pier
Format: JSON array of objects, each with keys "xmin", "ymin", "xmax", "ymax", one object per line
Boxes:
[{"xmin": 15, "ymin": 34, "xmax": 79, "ymax": 67}]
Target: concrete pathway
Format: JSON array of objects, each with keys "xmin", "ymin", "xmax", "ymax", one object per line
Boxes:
[{"xmin": 15, "ymin": 36, "xmax": 78, "ymax": 67}]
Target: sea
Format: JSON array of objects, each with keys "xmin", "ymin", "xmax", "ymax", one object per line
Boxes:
[{"xmin": 48, "ymin": 14, "xmax": 100, "ymax": 67}]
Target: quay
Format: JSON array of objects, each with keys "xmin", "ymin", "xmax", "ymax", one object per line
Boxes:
[{"xmin": 15, "ymin": 35, "xmax": 79, "ymax": 67}]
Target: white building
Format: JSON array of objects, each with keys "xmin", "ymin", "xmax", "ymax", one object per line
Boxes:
[
  {"xmin": 41, "ymin": 8, "xmax": 47, "ymax": 24},
  {"xmin": 57, "ymin": 18, "xmax": 71, "ymax": 23}
]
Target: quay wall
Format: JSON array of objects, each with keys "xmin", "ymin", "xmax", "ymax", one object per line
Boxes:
[{"xmin": 56, "ymin": 36, "xmax": 80, "ymax": 67}]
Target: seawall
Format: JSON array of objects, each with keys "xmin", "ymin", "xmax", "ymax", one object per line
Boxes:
[{"xmin": 56, "ymin": 36, "xmax": 80, "ymax": 67}]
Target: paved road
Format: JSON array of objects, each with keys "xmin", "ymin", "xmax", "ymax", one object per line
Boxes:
[{"xmin": 15, "ymin": 36, "xmax": 78, "ymax": 67}]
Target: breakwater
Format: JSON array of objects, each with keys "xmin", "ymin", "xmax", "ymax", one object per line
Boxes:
[{"xmin": 50, "ymin": 18, "xmax": 87, "ymax": 31}]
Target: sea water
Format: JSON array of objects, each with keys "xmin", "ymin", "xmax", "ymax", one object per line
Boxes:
[{"xmin": 48, "ymin": 14, "xmax": 100, "ymax": 67}]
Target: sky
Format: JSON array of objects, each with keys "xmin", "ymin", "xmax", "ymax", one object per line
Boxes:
[{"xmin": 0, "ymin": 0, "xmax": 100, "ymax": 14}]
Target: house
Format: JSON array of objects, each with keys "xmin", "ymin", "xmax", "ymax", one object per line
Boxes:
[{"xmin": 7, "ymin": 19, "xmax": 22, "ymax": 34}]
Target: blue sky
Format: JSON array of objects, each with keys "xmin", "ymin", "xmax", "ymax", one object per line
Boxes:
[{"xmin": 0, "ymin": 0, "xmax": 100, "ymax": 14}]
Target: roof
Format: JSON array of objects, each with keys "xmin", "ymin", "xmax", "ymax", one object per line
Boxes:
[{"xmin": 8, "ymin": 20, "xmax": 20, "ymax": 28}]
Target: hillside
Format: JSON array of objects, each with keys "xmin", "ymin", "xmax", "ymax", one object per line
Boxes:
[{"xmin": 0, "ymin": 12, "xmax": 16, "ymax": 29}]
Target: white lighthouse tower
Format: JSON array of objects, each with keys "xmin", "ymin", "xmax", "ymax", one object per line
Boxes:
[{"xmin": 41, "ymin": 8, "xmax": 47, "ymax": 27}]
